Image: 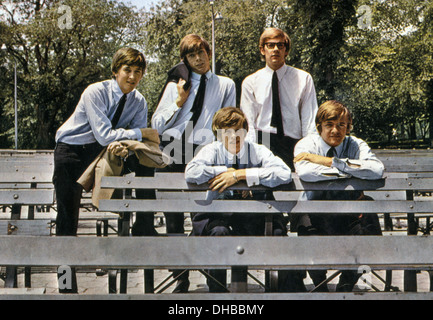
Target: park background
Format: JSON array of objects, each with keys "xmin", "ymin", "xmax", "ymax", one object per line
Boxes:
[{"xmin": 0, "ymin": 0, "xmax": 432, "ymax": 150}]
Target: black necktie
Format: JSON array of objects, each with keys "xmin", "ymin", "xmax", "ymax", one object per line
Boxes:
[
  {"xmin": 270, "ymin": 71, "xmax": 284, "ymax": 137},
  {"xmin": 326, "ymin": 147, "xmax": 336, "ymax": 158},
  {"xmin": 189, "ymin": 74, "xmax": 207, "ymax": 127},
  {"xmin": 111, "ymin": 94, "xmax": 127, "ymax": 129},
  {"xmin": 232, "ymin": 155, "xmax": 239, "ymax": 170}
]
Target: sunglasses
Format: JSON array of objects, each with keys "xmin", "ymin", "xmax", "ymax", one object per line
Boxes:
[{"xmin": 264, "ymin": 42, "xmax": 286, "ymax": 50}]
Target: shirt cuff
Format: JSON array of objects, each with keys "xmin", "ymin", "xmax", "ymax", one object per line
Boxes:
[
  {"xmin": 213, "ymin": 166, "xmax": 228, "ymax": 177},
  {"xmin": 332, "ymin": 157, "xmax": 348, "ymax": 171},
  {"xmin": 245, "ymin": 168, "xmax": 260, "ymax": 187},
  {"xmin": 130, "ymin": 128, "xmax": 142, "ymax": 141}
]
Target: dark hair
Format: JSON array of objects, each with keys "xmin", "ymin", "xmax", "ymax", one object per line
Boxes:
[
  {"xmin": 111, "ymin": 47, "xmax": 146, "ymax": 78},
  {"xmin": 179, "ymin": 34, "xmax": 211, "ymax": 61},
  {"xmin": 315, "ymin": 100, "xmax": 353, "ymax": 133}
]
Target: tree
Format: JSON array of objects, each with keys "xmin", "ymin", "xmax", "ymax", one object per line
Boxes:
[
  {"xmin": 0, "ymin": 0, "xmax": 145, "ymax": 148},
  {"xmin": 140, "ymin": 0, "xmax": 285, "ymax": 113},
  {"xmin": 287, "ymin": 0, "xmax": 358, "ymax": 101},
  {"xmin": 336, "ymin": 0, "xmax": 432, "ymax": 145}
]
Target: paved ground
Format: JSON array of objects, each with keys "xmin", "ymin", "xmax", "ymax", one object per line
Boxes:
[{"xmin": 1, "ymin": 203, "xmax": 432, "ymax": 296}]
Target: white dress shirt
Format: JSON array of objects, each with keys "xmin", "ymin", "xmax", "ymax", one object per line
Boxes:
[
  {"xmin": 240, "ymin": 64, "xmax": 318, "ymax": 142},
  {"xmin": 55, "ymin": 79, "xmax": 146, "ymax": 146},
  {"xmin": 294, "ymin": 133, "xmax": 384, "ymax": 183},
  {"xmin": 151, "ymin": 70, "xmax": 236, "ymax": 146}
]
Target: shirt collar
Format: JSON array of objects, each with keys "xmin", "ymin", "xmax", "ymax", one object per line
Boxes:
[
  {"xmin": 191, "ymin": 70, "xmax": 212, "ymax": 81},
  {"xmin": 320, "ymin": 136, "xmax": 346, "ymax": 156},
  {"xmin": 220, "ymin": 141, "xmax": 247, "ymax": 162},
  {"xmin": 111, "ymin": 79, "xmax": 134, "ymax": 102},
  {"xmin": 264, "ymin": 64, "xmax": 288, "ymax": 81}
]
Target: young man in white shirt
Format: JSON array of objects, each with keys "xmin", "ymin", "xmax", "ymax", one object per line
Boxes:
[
  {"xmin": 240, "ymin": 27, "xmax": 318, "ymax": 171},
  {"xmin": 152, "ymin": 34, "xmax": 236, "ymax": 231},
  {"xmin": 294, "ymin": 100, "xmax": 384, "ymax": 292},
  {"xmin": 185, "ymin": 107, "xmax": 291, "ymax": 292},
  {"xmin": 151, "ymin": 34, "xmax": 236, "ymax": 292},
  {"xmin": 240, "ymin": 27, "xmax": 319, "ymax": 292}
]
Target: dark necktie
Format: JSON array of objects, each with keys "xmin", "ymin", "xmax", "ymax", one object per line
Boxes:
[
  {"xmin": 270, "ymin": 71, "xmax": 284, "ymax": 137},
  {"xmin": 232, "ymin": 155, "xmax": 239, "ymax": 170},
  {"xmin": 326, "ymin": 147, "xmax": 336, "ymax": 158},
  {"xmin": 189, "ymin": 74, "xmax": 207, "ymax": 127},
  {"xmin": 111, "ymin": 94, "xmax": 127, "ymax": 129}
]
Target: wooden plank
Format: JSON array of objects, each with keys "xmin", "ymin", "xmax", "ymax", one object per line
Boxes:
[
  {"xmin": 0, "ymin": 220, "xmax": 51, "ymax": 236},
  {"xmin": 100, "ymin": 174, "xmax": 433, "ymax": 191},
  {"xmin": 2, "ymin": 292, "xmax": 433, "ymax": 300},
  {"xmin": 384, "ymin": 165, "xmax": 433, "ymax": 173},
  {"xmin": 0, "ymin": 190, "xmax": 54, "ymax": 205},
  {"xmin": 99, "ymin": 199, "xmax": 433, "ymax": 214},
  {"xmin": 0, "ymin": 172, "xmax": 53, "ymax": 183},
  {"xmin": 0, "ymin": 288, "xmax": 46, "ymax": 295},
  {"xmin": 374, "ymin": 149, "xmax": 433, "ymax": 156},
  {"xmin": 1, "ymin": 236, "xmax": 433, "ymax": 270},
  {"xmin": 379, "ymin": 157, "xmax": 433, "ymax": 164},
  {"xmin": 0, "ymin": 183, "xmax": 54, "ymax": 189},
  {"xmin": 0, "ymin": 149, "xmax": 53, "ymax": 156}
]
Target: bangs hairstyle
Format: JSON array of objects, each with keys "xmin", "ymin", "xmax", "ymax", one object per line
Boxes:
[
  {"xmin": 179, "ymin": 34, "xmax": 211, "ymax": 61},
  {"xmin": 111, "ymin": 47, "xmax": 146, "ymax": 78},
  {"xmin": 315, "ymin": 100, "xmax": 353, "ymax": 133},
  {"xmin": 212, "ymin": 107, "xmax": 248, "ymax": 138},
  {"xmin": 259, "ymin": 27, "xmax": 291, "ymax": 51}
]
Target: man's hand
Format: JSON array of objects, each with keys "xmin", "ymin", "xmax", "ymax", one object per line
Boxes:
[
  {"xmin": 175, "ymin": 78, "xmax": 190, "ymax": 108},
  {"xmin": 209, "ymin": 168, "xmax": 238, "ymax": 193},
  {"xmin": 294, "ymin": 152, "xmax": 333, "ymax": 167},
  {"xmin": 107, "ymin": 141, "xmax": 128, "ymax": 158}
]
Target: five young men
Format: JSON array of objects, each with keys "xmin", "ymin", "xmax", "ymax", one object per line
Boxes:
[{"xmin": 53, "ymin": 27, "xmax": 384, "ymax": 293}]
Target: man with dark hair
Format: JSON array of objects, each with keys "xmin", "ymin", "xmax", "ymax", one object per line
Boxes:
[
  {"xmin": 151, "ymin": 34, "xmax": 236, "ymax": 293},
  {"xmin": 185, "ymin": 107, "xmax": 291, "ymax": 292},
  {"xmin": 53, "ymin": 47, "xmax": 157, "ymax": 292}
]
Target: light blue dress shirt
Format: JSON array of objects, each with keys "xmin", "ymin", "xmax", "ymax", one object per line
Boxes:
[
  {"xmin": 185, "ymin": 140, "xmax": 292, "ymax": 201},
  {"xmin": 55, "ymin": 79, "xmax": 146, "ymax": 146},
  {"xmin": 294, "ymin": 133, "xmax": 384, "ymax": 201},
  {"xmin": 151, "ymin": 71, "xmax": 236, "ymax": 146}
]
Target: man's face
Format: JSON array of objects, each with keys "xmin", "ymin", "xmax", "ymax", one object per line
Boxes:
[
  {"xmin": 219, "ymin": 124, "xmax": 247, "ymax": 155},
  {"xmin": 319, "ymin": 115, "xmax": 351, "ymax": 147},
  {"xmin": 260, "ymin": 36, "xmax": 288, "ymax": 70},
  {"xmin": 185, "ymin": 48, "xmax": 211, "ymax": 75},
  {"xmin": 113, "ymin": 65, "xmax": 144, "ymax": 94}
]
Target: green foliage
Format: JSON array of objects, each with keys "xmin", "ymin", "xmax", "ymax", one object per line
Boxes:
[
  {"xmin": 1, "ymin": 0, "xmax": 432, "ymax": 149},
  {"xmin": 140, "ymin": 0, "xmax": 276, "ymax": 114},
  {"xmin": 335, "ymin": 0, "xmax": 433, "ymax": 143},
  {"xmin": 0, "ymin": 0, "xmax": 144, "ymax": 148}
]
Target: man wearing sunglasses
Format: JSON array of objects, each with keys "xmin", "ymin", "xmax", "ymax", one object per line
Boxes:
[
  {"xmin": 240, "ymin": 27, "xmax": 318, "ymax": 171},
  {"xmin": 240, "ymin": 27, "xmax": 319, "ymax": 292}
]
